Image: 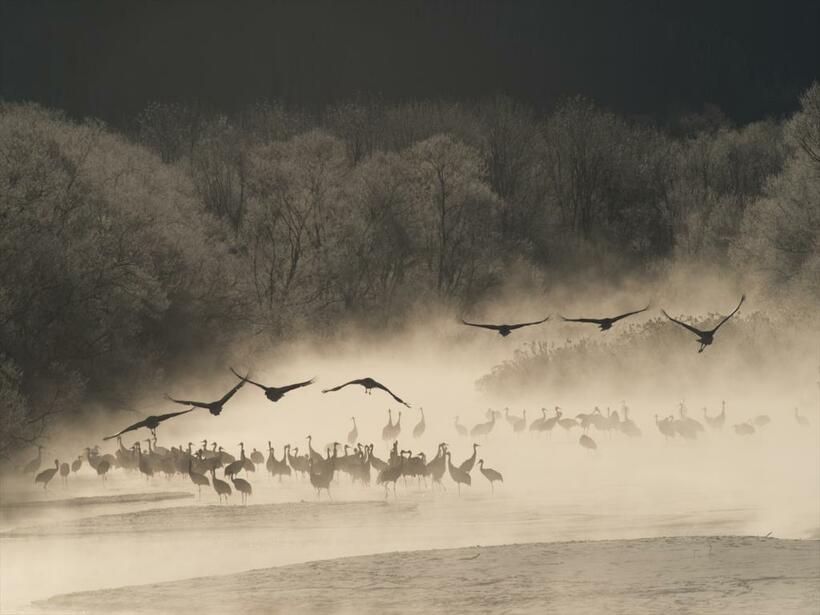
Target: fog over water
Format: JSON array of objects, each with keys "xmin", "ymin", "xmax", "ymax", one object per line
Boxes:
[{"xmin": 2, "ymin": 278, "xmax": 818, "ymax": 613}]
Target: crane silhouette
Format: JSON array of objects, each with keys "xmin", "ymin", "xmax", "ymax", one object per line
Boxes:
[
  {"xmin": 704, "ymin": 401, "xmax": 727, "ymax": 429},
  {"xmin": 22, "ymin": 446, "xmax": 43, "ymax": 475},
  {"xmin": 231, "ymin": 475, "xmax": 252, "ymax": 504},
  {"xmin": 103, "ymin": 408, "xmax": 194, "ymax": 440},
  {"xmin": 460, "ymin": 316, "xmax": 549, "ymax": 337},
  {"xmin": 308, "ymin": 457, "xmax": 334, "ymax": 500},
  {"xmin": 96, "ymin": 459, "xmax": 111, "ymax": 481},
  {"xmin": 662, "ymin": 295, "xmax": 745, "ymax": 352},
  {"xmin": 382, "ymin": 409, "xmax": 395, "ymax": 441},
  {"xmin": 446, "ymin": 451, "xmax": 471, "ymax": 494},
  {"xmin": 413, "ymin": 408, "xmax": 426, "ymax": 438},
  {"xmin": 34, "ymin": 460, "xmax": 59, "ymax": 490},
  {"xmin": 529, "ymin": 408, "xmax": 548, "ymax": 433},
  {"xmin": 376, "ymin": 452, "xmax": 404, "ymax": 498},
  {"xmin": 229, "ymin": 368, "xmax": 315, "ymax": 403},
  {"xmin": 459, "ymin": 443, "xmax": 480, "ymax": 472},
  {"xmin": 322, "ymin": 377, "xmax": 410, "ymax": 407},
  {"xmin": 579, "ymin": 434, "xmax": 597, "ymax": 450},
  {"xmin": 188, "ymin": 457, "xmax": 210, "ymax": 497},
  {"xmin": 166, "ymin": 378, "xmax": 247, "ymax": 415},
  {"xmin": 561, "ymin": 306, "xmax": 649, "ymax": 331},
  {"xmin": 477, "ymin": 459, "xmax": 503, "ymax": 493},
  {"xmin": 454, "ymin": 416, "xmax": 468, "ymax": 436},
  {"xmin": 211, "ymin": 469, "xmax": 232, "ymax": 503}
]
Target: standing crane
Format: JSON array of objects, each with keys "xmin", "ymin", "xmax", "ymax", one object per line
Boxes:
[
  {"xmin": 231, "ymin": 475, "xmax": 252, "ymax": 505},
  {"xmin": 34, "ymin": 460, "xmax": 59, "ymax": 490},
  {"xmin": 413, "ymin": 408, "xmax": 426, "ymax": 438},
  {"xmin": 347, "ymin": 417, "xmax": 358, "ymax": 445},
  {"xmin": 211, "ymin": 469, "xmax": 232, "ymax": 503},
  {"xmin": 23, "ymin": 445, "xmax": 43, "ymax": 475},
  {"xmin": 446, "ymin": 452, "xmax": 471, "ymax": 494},
  {"xmin": 477, "ymin": 459, "xmax": 503, "ymax": 493}
]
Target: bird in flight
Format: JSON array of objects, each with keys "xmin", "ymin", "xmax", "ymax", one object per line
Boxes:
[
  {"xmin": 561, "ymin": 306, "xmax": 649, "ymax": 331},
  {"xmin": 662, "ymin": 295, "xmax": 745, "ymax": 353},
  {"xmin": 460, "ymin": 316, "xmax": 549, "ymax": 337},
  {"xmin": 103, "ymin": 408, "xmax": 194, "ymax": 440},
  {"xmin": 166, "ymin": 378, "xmax": 246, "ymax": 415},
  {"xmin": 230, "ymin": 368, "xmax": 315, "ymax": 403},
  {"xmin": 322, "ymin": 377, "xmax": 410, "ymax": 407}
]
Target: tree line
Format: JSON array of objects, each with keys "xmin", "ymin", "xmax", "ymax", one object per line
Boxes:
[{"xmin": 1, "ymin": 85, "xmax": 818, "ymax": 457}]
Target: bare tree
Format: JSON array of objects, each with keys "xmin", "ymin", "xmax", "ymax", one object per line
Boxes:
[
  {"xmin": 244, "ymin": 131, "xmax": 348, "ymax": 326},
  {"xmin": 410, "ymin": 135, "xmax": 498, "ymax": 299}
]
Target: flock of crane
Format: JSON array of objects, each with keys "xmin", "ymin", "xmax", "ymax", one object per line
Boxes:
[
  {"xmin": 22, "ymin": 293, "xmax": 813, "ymax": 503},
  {"xmin": 24, "ymin": 427, "xmax": 503, "ymax": 500},
  {"xmin": 24, "ymin": 399, "xmax": 813, "ymax": 502}
]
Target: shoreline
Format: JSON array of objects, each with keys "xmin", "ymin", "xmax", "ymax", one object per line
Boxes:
[{"xmin": 35, "ymin": 536, "xmax": 820, "ymax": 615}]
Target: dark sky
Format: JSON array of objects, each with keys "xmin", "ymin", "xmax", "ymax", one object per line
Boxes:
[{"xmin": 2, "ymin": 0, "xmax": 819, "ymax": 125}]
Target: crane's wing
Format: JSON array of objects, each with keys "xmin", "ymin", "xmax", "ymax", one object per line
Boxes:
[
  {"xmin": 230, "ymin": 367, "xmax": 266, "ymax": 390},
  {"xmin": 218, "ymin": 378, "xmax": 246, "ymax": 404},
  {"xmin": 507, "ymin": 316, "xmax": 550, "ymax": 330},
  {"xmin": 154, "ymin": 408, "xmax": 195, "ymax": 423},
  {"xmin": 661, "ymin": 310, "xmax": 706, "ymax": 337},
  {"xmin": 277, "ymin": 378, "xmax": 316, "ymax": 394},
  {"xmin": 103, "ymin": 418, "xmax": 148, "ymax": 440},
  {"xmin": 609, "ymin": 306, "xmax": 650, "ymax": 323},
  {"xmin": 460, "ymin": 320, "xmax": 503, "ymax": 331},
  {"xmin": 560, "ymin": 316, "xmax": 604, "ymax": 324},
  {"xmin": 165, "ymin": 395, "xmax": 211, "ymax": 410},
  {"xmin": 371, "ymin": 380, "xmax": 411, "ymax": 407},
  {"xmin": 710, "ymin": 294, "xmax": 745, "ymax": 333},
  {"xmin": 322, "ymin": 380, "xmax": 361, "ymax": 393}
]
